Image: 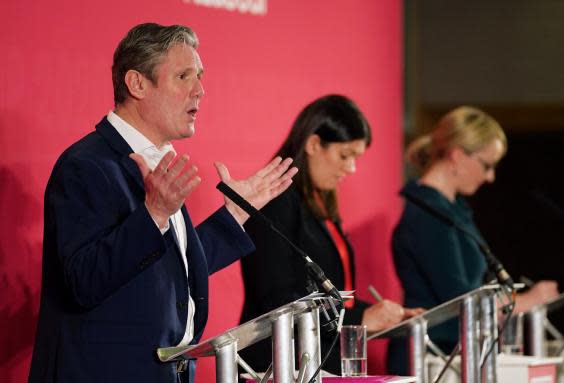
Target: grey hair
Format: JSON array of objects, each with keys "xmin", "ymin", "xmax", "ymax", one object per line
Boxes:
[{"xmin": 112, "ymin": 23, "xmax": 199, "ymax": 105}]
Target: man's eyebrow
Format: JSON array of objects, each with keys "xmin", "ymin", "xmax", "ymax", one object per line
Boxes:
[{"xmin": 179, "ymin": 67, "xmax": 204, "ymax": 77}]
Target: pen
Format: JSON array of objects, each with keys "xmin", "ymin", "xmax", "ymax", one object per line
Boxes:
[{"xmin": 368, "ymin": 285, "xmax": 383, "ymax": 302}]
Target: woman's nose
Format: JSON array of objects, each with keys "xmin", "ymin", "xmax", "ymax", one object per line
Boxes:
[
  {"xmin": 344, "ymin": 159, "xmax": 356, "ymax": 174},
  {"xmin": 486, "ymin": 169, "xmax": 496, "ymax": 183}
]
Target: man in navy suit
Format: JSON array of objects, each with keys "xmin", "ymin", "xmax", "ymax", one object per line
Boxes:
[{"xmin": 29, "ymin": 23, "xmax": 297, "ymax": 383}]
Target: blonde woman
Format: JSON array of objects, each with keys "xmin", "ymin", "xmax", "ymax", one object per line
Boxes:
[{"xmin": 387, "ymin": 106, "xmax": 558, "ymax": 374}]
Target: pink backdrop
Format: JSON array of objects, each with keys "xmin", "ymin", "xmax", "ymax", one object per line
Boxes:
[{"xmin": 0, "ymin": 1, "xmax": 403, "ymax": 381}]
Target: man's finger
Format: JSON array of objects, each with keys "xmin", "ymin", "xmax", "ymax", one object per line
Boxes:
[
  {"xmin": 179, "ymin": 176, "xmax": 202, "ymax": 197},
  {"xmin": 254, "ymin": 156, "xmax": 283, "ymax": 178},
  {"xmin": 214, "ymin": 161, "xmax": 231, "ymax": 182},
  {"xmin": 269, "ymin": 178, "xmax": 294, "ymax": 198},
  {"xmin": 166, "ymin": 154, "xmax": 190, "ymax": 179},
  {"xmin": 261, "ymin": 157, "xmax": 294, "ymax": 184},
  {"xmin": 154, "ymin": 151, "xmax": 176, "ymax": 176},
  {"xmin": 280, "ymin": 166, "xmax": 299, "ymax": 182},
  {"xmin": 175, "ymin": 165, "xmax": 199, "ymax": 191},
  {"xmin": 267, "ymin": 166, "xmax": 299, "ymax": 188}
]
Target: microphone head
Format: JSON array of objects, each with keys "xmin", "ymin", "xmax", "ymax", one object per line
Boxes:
[
  {"xmin": 305, "ymin": 262, "xmax": 343, "ymax": 304},
  {"xmin": 485, "ymin": 253, "xmax": 514, "ymax": 288}
]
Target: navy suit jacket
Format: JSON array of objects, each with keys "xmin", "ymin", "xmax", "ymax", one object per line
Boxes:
[{"xmin": 29, "ymin": 117, "xmax": 254, "ymax": 382}]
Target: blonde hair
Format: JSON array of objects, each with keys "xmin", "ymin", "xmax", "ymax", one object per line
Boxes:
[{"xmin": 407, "ymin": 106, "xmax": 507, "ymax": 171}]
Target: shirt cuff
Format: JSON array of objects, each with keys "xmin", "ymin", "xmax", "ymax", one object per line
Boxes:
[{"xmin": 146, "ymin": 203, "xmax": 170, "ymax": 234}]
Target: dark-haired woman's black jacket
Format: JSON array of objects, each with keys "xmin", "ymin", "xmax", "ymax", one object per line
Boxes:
[{"xmin": 239, "ymin": 186, "xmax": 369, "ymax": 375}]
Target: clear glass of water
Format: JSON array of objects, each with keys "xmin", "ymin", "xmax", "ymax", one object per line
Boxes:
[
  {"xmin": 501, "ymin": 312, "xmax": 524, "ymax": 355},
  {"xmin": 340, "ymin": 325, "xmax": 367, "ymax": 376}
]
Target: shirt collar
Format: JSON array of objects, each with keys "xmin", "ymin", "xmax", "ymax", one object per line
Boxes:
[{"xmin": 107, "ymin": 111, "xmax": 175, "ymax": 170}]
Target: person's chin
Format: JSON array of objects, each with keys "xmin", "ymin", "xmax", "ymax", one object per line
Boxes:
[
  {"xmin": 462, "ymin": 185, "xmax": 480, "ymax": 196},
  {"xmin": 323, "ymin": 181, "xmax": 339, "ymax": 190},
  {"xmin": 181, "ymin": 124, "xmax": 196, "ymax": 138}
]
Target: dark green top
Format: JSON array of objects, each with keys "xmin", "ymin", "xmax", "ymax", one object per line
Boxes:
[{"xmin": 387, "ymin": 180, "xmax": 488, "ymax": 374}]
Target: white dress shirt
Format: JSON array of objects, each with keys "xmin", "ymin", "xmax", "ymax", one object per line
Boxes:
[{"xmin": 107, "ymin": 111, "xmax": 195, "ymax": 346}]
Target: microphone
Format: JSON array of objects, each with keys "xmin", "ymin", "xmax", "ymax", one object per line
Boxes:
[
  {"xmin": 480, "ymin": 245, "xmax": 514, "ymax": 288},
  {"xmin": 216, "ymin": 181, "xmax": 344, "ymax": 305},
  {"xmin": 402, "ymin": 190, "xmax": 514, "ymax": 289}
]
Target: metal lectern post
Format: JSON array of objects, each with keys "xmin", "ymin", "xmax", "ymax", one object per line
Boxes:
[
  {"xmin": 216, "ymin": 340, "xmax": 238, "ymax": 383},
  {"xmin": 272, "ymin": 310, "xmax": 295, "ymax": 383},
  {"xmin": 461, "ymin": 295, "xmax": 479, "ymax": 383},
  {"xmin": 155, "ymin": 292, "xmax": 356, "ymax": 383},
  {"xmin": 527, "ymin": 306, "xmax": 547, "ymax": 357},
  {"xmin": 408, "ymin": 319, "xmax": 428, "ymax": 383},
  {"xmin": 479, "ymin": 292, "xmax": 497, "ymax": 383},
  {"xmin": 296, "ymin": 307, "xmax": 321, "ymax": 383}
]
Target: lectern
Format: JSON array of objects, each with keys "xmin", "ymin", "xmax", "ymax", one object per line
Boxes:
[
  {"xmin": 368, "ymin": 284, "xmax": 508, "ymax": 383},
  {"xmin": 157, "ymin": 292, "xmax": 351, "ymax": 383},
  {"xmin": 525, "ymin": 292, "xmax": 564, "ymax": 357}
]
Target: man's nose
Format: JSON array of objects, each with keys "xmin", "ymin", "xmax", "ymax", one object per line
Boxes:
[{"xmin": 193, "ymin": 80, "xmax": 204, "ymax": 98}]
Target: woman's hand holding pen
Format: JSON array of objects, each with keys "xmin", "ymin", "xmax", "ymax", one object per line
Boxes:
[
  {"xmin": 361, "ymin": 300, "xmax": 406, "ymax": 332},
  {"xmin": 362, "ymin": 285, "xmax": 425, "ymax": 332}
]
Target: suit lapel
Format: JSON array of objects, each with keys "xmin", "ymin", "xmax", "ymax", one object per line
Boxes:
[
  {"xmin": 314, "ymin": 217, "xmax": 340, "ymax": 255},
  {"xmin": 96, "ymin": 116, "xmax": 145, "ymax": 191},
  {"xmin": 96, "ymin": 117, "xmax": 199, "ymax": 290},
  {"xmin": 168, "ymin": 211, "xmax": 192, "ymax": 285},
  {"xmin": 179, "ymin": 205, "xmax": 196, "ymax": 261},
  {"xmin": 168, "ymin": 218, "xmax": 182, "ymax": 251},
  {"xmin": 120, "ymin": 156, "xmax": 145, "ymax": 191}
]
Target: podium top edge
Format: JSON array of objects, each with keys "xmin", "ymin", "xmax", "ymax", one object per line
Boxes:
[
  {"xmin": 367, "ymin": 283, "xmax": 523, "ymax": 341},
  {"xmin": 156, "ymin": 291, "xmax": 351, "ymax": 362}
]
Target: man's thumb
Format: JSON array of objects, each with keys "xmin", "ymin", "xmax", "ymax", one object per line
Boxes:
[{"xmin": 129, "ymin": 153, "xmax": 150, "ymax": 178}]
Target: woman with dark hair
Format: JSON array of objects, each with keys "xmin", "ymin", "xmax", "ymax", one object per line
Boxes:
[
  {"xmin": 387, "ymin": 106, "xmax": 558, "ymax": 375},
  {"xmin": 238, "ymin": 94, "xmax": 419, "ymax": 375}
]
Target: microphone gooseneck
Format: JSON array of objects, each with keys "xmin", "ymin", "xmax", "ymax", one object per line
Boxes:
[
  {"xmin": 217, "ymin": 181, "xmax": 345, "ymax": 383},
  {"xmin": 216, "ymin": 181, "xmax": 344, "ymax": 305},
  {"xmin": 402, "ymin": 190, "xmax": 514, "ymax": 289}
]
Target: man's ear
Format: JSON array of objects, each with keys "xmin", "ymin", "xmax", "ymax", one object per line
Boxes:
[
  {"xmin": 305, "ymin": 134, "xmax": 321, "ymax": 156},
  {"xmin": 124, "ymin": 70, "xmax": 149, "ymax": 100}
]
